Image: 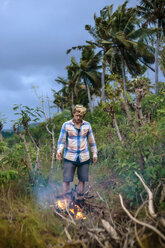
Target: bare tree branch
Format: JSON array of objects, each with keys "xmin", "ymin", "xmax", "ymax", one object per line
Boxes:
[
  {"xmin": 134, "ymin": 171, "xmax": 157, "ymax": 218},
  {"xmin": 64, "ymin": 227, "xmax": 72, "ymax": 241},
  {"xmin": 101, "ymin": 219, "xmax": 120, "ymax": 242},
  {"xmin": 119, "ymin": 194, "xmax": 165, "ymax": 241}
]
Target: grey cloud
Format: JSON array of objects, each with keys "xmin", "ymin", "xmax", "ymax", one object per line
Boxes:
[
  {"xmin": 0, "ymin": 0, "xmax": 110, "ymax": 70},
  {"xmin": 0, "ymin": 0, "xmax": 138, "ymax": 128},
  {"xmin": 0, "ymin": 69, "xmax": 27, "ymax": 91}
]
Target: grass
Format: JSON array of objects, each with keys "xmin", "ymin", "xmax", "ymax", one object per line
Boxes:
[
  {"xmin": 0, "ymin": 182, "xmax": 65, "ymax": 248},
  {"xmin": 0, "ymin": 162, "xmax": 164, "ymax": 248}
]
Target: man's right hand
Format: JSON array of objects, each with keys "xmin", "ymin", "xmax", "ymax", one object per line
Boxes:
[
  {"xmin": 56, "ymin": 152, "xmax": 62, "ymax": 161},
  {"xmin": 93, "ymin": 157, "xmax": 98, "ymax": 164}
]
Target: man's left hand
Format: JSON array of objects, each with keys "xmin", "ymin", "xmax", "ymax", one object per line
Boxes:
[{"xmin": 93, "ymin": 157, "xmax": 98, "ymax": 164}]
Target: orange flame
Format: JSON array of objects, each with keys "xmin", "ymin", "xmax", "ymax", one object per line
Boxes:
[
  {"xmin": 69, "ymin": 208, "xmax": 86, "ymax": 219},
  {"xmin": 57, "ymin": 200, "xmax": 86, "ymax": 219},
  {"xmin": 57, "ymin": 199, "xmax": 69, "ymax": 209},
  {"xmin": 75, "ymin": 211, "xmax": 87, "ymax": 220}
]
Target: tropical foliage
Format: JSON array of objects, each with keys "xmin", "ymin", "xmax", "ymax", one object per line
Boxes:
[
  {"xmin": 0, "ymin": 1, "xmax": 165, "ymax": 247},
  {"xmin": 136, "ymin": 0, "xmax": 165, "ymax": 94}
]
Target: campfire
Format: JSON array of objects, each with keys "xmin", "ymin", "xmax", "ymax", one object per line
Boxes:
[
  {"xmin": 56, "ymin": 199, "xmax": 87, "ymax": 220},
  {"xmin": 49, "ymin": 185, "xmax": 93, "ymax": 220},
  {"xmin": 48, "ymin": 175, "xmax": 165, "ymax": 248}
]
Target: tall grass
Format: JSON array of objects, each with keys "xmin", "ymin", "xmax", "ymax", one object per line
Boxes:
[{"xmin": 0, "ymin": 181, "xmax": 64, "ymax": 248}]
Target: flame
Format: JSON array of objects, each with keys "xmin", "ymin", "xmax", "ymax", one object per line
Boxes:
[
  {"xmin": 69, "ymin": 209, "xmax": 74, "ymax": 214},
  {"xmin": 57, "ymin": 200, "xmax": 86, "ymax": 219},
  {"xmin": 70, "ymin": 204, "xmax": 87, "ymax": 220},
  {"xmin": 57, "ymin": 199, "xmax": 69, "ymax": 210},
  {"xmin": 76, "ymin": 211, "xmax": 87, "ymax": 220}
]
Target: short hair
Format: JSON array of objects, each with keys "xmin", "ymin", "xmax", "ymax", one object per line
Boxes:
[{"xmin": 73, "ymin": 105, "xmax": 86, "ymax": 116}]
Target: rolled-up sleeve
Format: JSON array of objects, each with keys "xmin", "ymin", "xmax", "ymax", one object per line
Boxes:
[
  {"xmin": 88, "ymin": 124, "xmax": 97, "ymax": 158},
  {"xmin": 57, "ymin": 123, "xmax": 67, "ymax": 154}
]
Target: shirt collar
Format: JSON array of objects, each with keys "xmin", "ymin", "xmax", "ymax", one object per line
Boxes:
[{"xmin": 71, "ymin": 119, "xmax": 85, "ymax": 126}]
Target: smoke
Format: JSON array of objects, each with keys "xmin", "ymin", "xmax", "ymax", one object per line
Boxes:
[{"xmin": 33, "ymin": 181, "xmax": 63, "ymax": 208}]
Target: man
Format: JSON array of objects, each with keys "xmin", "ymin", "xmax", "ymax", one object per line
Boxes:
[{"xmin": 56, "ymin": 105, "xmax": 98, "ymax": 195}]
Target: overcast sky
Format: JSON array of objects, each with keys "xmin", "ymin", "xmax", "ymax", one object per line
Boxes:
[{"xmin": 0, "ymin": 0, "xmax": 151, "ymax": 129}]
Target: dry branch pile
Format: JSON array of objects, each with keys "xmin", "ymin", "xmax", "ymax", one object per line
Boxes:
[{"xmin": 48, "ymin": 172, "xmax": 165, "ymax": 248}]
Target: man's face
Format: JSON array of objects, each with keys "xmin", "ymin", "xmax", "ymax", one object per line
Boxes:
[{"xmin": 73, "ymin": 111, "xmax": 83, "ymax": 124}]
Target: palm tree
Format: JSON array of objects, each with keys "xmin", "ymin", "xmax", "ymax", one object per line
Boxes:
[
  {"xmin": 74, "ymin": 83, "xmax": 89, "ymax": 108},
  {"xmin": 53, "ymin": 84, "xmax": 70, "ymax": 111},
  {"xmin": 54, "ymin": 75, "xmax": 89, "ymax": 111},
  {"xmin": 65, "ymin": 63, "xmax": 81, "ymax": 110},
  {"xmin": 68, "ymin": 47, "xmax": 102, "ymax": 112},
  {"xmin": 55, "ymin": 74, "xmax": 76, "ymax": 111},
  {"xmin": 85, "ymin": 1, "xmax": 155, "ymax": 99},
  {"xmin": 136, "ymin": 0, "xmax": 165, "ymax": 94},
  {"xmin": 68, "ymin": 44, "xmax": 107, "ymax": 104}
]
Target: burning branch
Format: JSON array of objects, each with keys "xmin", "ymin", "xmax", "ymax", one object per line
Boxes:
[
  {"xmin": 51, "ymin": 206, "xmax": 76, "ymax": 225},
  {"xmin": 65, "ymin": 205, "xmax": 76, "ymax": 225},
  {"xmin": 134, "ymin": 171, "xmax": 157, "ymax": 218}
]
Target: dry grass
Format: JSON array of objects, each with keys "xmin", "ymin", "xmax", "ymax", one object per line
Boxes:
[{"xmin": 0, "ymin": 182, "xmax": 65, "ymax": 248}]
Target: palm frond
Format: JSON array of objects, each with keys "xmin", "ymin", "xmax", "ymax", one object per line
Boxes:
[
  {"xmin": 55, "ymin": 77, "xmax": 68, "ymax": 85},
  {"xmin": 85, "ymin": 71, "xmax": 101, "ymax": 88}
]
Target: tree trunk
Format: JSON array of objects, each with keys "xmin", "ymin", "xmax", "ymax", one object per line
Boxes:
[
  {"xmin": 92, "ymin": 94, "xmax": 96, "ymax": 109},
  {"xmin": 134, "ymin": 109, "xmax": 139, "ymax": 130},
  {"xmin": 26, "ymin": 128, "xmax": 40, "ymax": 173},
  {"xmin": 135, "ymin": 89, "xmax": 144, "ymax": 125},
  {"xmin": 155, "ymin": 27, "xmax": 160, "ymax": 95},
  {"xmin": 113, "ymin": 116, "xmax": 123, "ymax": 145},
  {"xmin": 19, "ymin": 133, "xmax": 34, "ymax": 182},
  {"xmin": 49, "ymin": 126, "xmax": 56, "ymax": 183},
  {"xmin": 121, "ymin": 55, "xmax": 127, "ymax": 101},
  {"xmin": 20, "ymin": 134, "xmax": 33, "ymax": 171},
  {"xmin": 71, "ymin": 89, "xmax": 74, "ymax": 110},
  {"xmin": 101, "ymin": 59, "xmax": 106, "ymax": 103},
  {"xmin": 121, "ymin": 100, "xmax": 132, "ymax": 123},
  {"xmin": 34, "ymin": 147, "xmax": 40, "ymax": 172},
  {"xmin": 40, "ymin": 99, "xmax": 56, "ymax": 183},
  {"xmin": 86, "ymin": 81, "xmax": 93, "ymax": 113},
  {"xmin": 139, "ymin": 153, "xmax": 145, "ymax": 171}
]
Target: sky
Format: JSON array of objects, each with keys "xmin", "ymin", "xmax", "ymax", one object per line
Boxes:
[{"xmin": 0, "ymin": 0, "xmax": 155, "ymax": 129}]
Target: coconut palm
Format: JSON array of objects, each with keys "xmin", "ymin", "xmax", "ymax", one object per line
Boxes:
[
  {"xmin": 53, "ymin": 84, "xmax": 70, "ymax": 111},
  {"xmin": 65, "ymin": 63, "xmax": 81, "ymax": 110},
  {"xmin": 55, "ymin": 74, "xmax": 76, "ymax": 111},
  {"xmin": 85, "ymin": 1, "xmax": 155, "ymax": 99},
  {"xmin": 136, "ymin": 0, "xmax": 165, "ymax": 94},
  {"xmin": 68, "ymin": 44, "xmax": 108, "ymax": 104},
  {"xmin": 68, "ymin": 47, "xmax": 102, "ymax": 112}
]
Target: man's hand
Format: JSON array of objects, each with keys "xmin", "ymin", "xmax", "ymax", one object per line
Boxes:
[
  {"xmin": 56, "ymin": 152, "xmax": 62, "ymax": 161},
  {"xmin": 93, "ymin": 157, "xmax": 98, "ymax": 164}
]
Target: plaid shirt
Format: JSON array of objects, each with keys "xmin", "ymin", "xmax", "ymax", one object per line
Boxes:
[{"xmin": 57, "ymin": 119, "xmax": 97, "ymax": 162}]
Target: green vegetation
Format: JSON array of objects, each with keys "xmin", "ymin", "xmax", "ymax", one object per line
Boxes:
[
  {"xmin": 0, "ymin": 0, "xmax": 165, "ymax": 247},
  {"xmin": 0, "ymin": 183, "xmax": 64, "ymax": 248}
]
